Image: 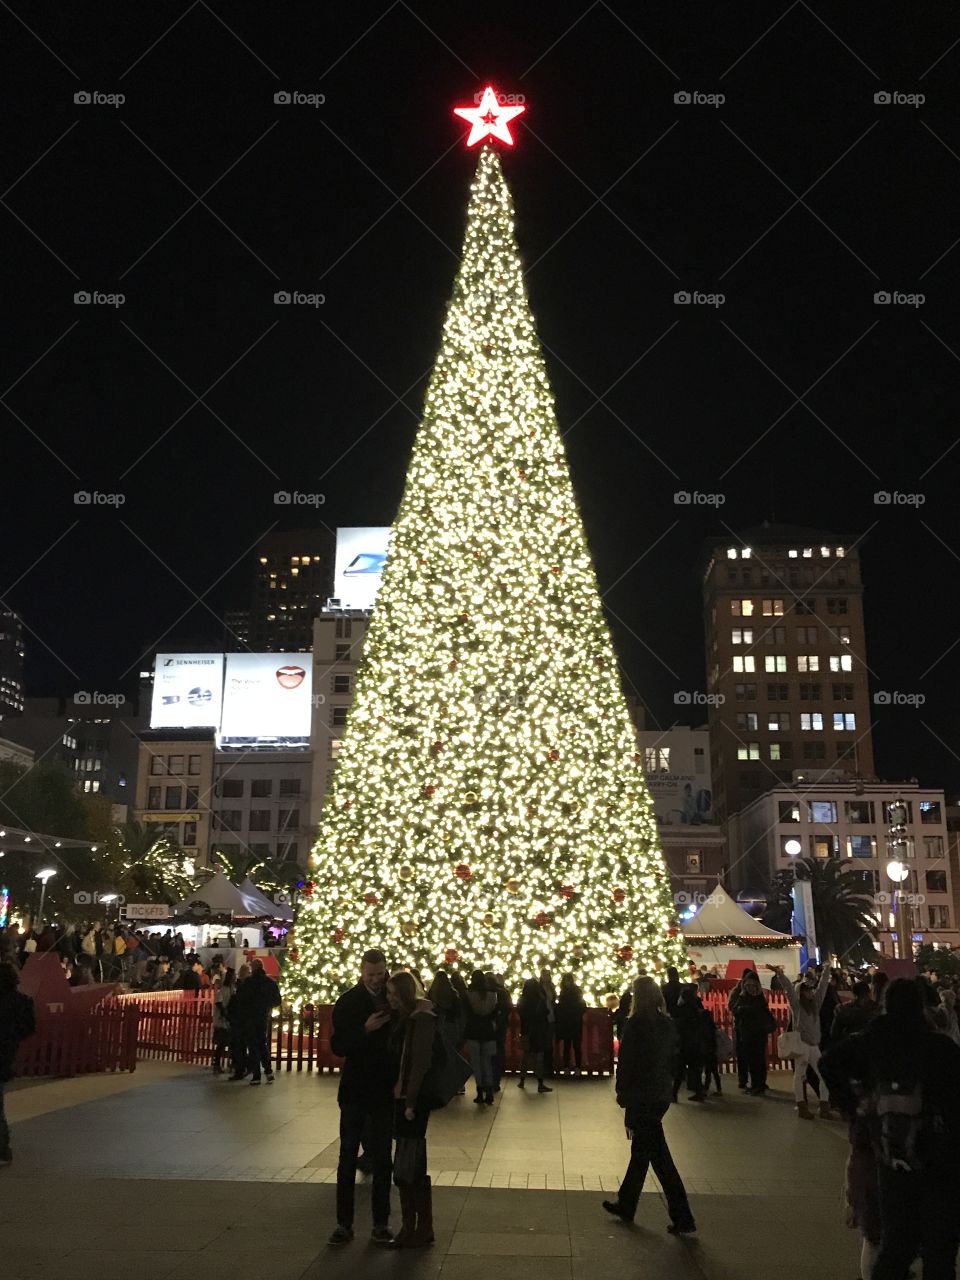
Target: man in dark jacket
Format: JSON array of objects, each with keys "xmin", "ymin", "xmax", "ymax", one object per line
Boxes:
[
  {"xmin": 820, "ymin": 978, "xmax": 960, "ymax": 1279},
  {"xmin": 0, "ymin": 961, "xmax": 37, "ymax": 1164},
  {"xmin": 831, "ymin": 980, "xmax": 879, "ymax": 1043},
  {"xmin": 661, "ymin": 967, "xmax": 683, "ymax": 1018},
  {"xmin": 328, "ymin": 948, "xmax": 395, "ymax": 1248},
  {"xmin": 232, "ymin": 958, "xmax": 280, "ymax": 1085}
]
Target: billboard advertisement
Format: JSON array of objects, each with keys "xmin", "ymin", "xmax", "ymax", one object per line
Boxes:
[
  {"xmin": 219, "ymin": 652, "xmax": 312, "ymax": 745},
  {"xmin": 150, "ymin": 653, "xmax": 224, "ymax": 729},
  {"xmin": 333, "ymin": 526, "xmax": 391, "ymax": 610}
]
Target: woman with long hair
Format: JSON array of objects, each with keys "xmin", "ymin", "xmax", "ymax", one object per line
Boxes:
[
  {"xmin": 556, "ymin": 972, "xmax": 586, "ymax": 1073},
  {"xmin": 212, "ymin": 966, "xmax": 235, "ymax": 1075},
  {"xmin": 386, "ymin": 970, "xmax": 437, "ymax": 1249},
  {"xmin": 517, "ymin": 977, "xmax": 553, "ymax": 1093},
  {"xmin": 602, "ymin": 976, "xmax": 696, "ymax": 1235},
  {"xmin": 463, "ymin": 969, "xmax": 498, "ymax": 1105}
]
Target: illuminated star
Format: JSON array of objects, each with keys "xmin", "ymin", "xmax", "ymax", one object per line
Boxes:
[{"xmin": 454, "ymin": 85, "xmax": 525, "ymax": 147}]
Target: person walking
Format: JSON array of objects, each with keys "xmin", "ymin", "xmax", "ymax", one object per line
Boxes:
[
  {"xmin": 556, "ymin": 972, "xmax": 586, "ymax": 1074},
  {"xmin": 517, "ymin": 978, "xmax": 553, "ymax": 1092},
  {"xmin": 602, "ymin": 976, "xmax": 696, "ymax": 1235},
  {"xmin": 328, "ymin": 949, "xmax": 395, "ymax": 1248},
  {"xmin": 463, "ymin": 970, "xmax": 498, "ymax": 1105},
  {"xmin": 675, "ymin": 985, "xmax": 715, "ymax": 1102},
  {"xmin": 821, "ymin": 978, "xmax": 960, "ymax": 1280},
  {"xmin": 728, "ymin": 969, "xmax": 776, "ymax": 1095},
  {"xmin": 235, "ymin": 958, "xmax": 280, "ymax": 1085},
  {"xmin": 226, "ymin": 963, "xmax": 252, "ymax": 1079},
  {"xmin": 770, "ymin": 964, "xmax": 832, "ymax": 1118},
  {"xmin": 539, "ymin": 969, "xmax": 557, "ymax": 1079},
  {"xmin": 0, "ymin": 961, "xmax": 37, "ymax": 1165},
  {"xmin": 386, "ymin": 971, "xmax": 437, "ymax": 1249}
]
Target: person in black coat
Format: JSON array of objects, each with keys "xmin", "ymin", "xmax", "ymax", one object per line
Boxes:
[
  {"xmin": 603, "ymin": 976, "xmax": 695, "ymax": 1234},
  {"xmin": 556, "ymin": 972, "xmax": 586, "ymax": 1072},
  {"xmin": 232, "ymin": 958, "xmax": 280, "ymax": 1085},
  {"xmin": 328, "ymin": 949, "xmax": 396, "ymax": 1248},
  {"xmin": 675, "ymin": 985, "xmax": 714, "ymax": 1102},
  {"xmin": 517, "ymin": 978, "xmax": 553, "ymax": 1092},
  {"xmin": 0, "ymin": 961, "xmax": 37, "ymax": 1164},
  {"xmin": 661, "ymin": 966, "xmax": 683, "ymax": 1018},
  {"xmin": 728, "ymin": 969, "xmax": 776, "ymax": 1095}
]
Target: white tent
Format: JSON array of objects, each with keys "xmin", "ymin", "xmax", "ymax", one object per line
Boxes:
[
  {"xmin": 174, "ymin": 870, "xmax": 275, "ymax": 919},
  {"xmin": 238, "ymin": 876, "xmax": 294, "ymax": 922},
  {"xmin": 682, "ymin": 881, "xmax": 801, "ymax": 983}
]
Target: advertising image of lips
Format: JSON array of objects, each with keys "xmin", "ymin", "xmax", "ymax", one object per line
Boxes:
[{"xmin": 276, "ymin": 665, "xmax": 306, "ymax": 690}]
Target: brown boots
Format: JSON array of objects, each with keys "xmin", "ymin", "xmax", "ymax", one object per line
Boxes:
[{"xmin": 391, "ymin": 1178, "xmax": 434, "ymax": 1248}]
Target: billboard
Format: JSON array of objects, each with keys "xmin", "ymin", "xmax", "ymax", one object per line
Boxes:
[
  {"xmin": 150, "ymin": 653, "xmax": 224, "ymax": 729},
  {"xmin": 219, "ymin": 652, "xmax": 312, "ymax": 745},
  {"xmin": 333, "ymin": 526, "xmax": 390, "ymax": 610}
]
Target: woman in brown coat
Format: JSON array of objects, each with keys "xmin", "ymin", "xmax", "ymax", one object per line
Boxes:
[{"xmin": 387, "ymin": 971, "xmax": 437, "ymax": 1248}]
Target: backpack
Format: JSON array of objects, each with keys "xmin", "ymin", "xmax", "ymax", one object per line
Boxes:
[
  {"xmin": 420, "ymin": 1023, "xmax": 472, "ymax": 1110},
  {"xmin": 867, "ymin": 1073, "xmax": 930, "ymax": 1173}
]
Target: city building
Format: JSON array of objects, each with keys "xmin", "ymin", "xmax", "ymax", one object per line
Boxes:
[
  {"xmin": 209, "ymin": 751, "xmax": 314, "ymax": 867},
  {"xmin": 701, "ymin": 524, "xmax": 875, "ymax": 824},
  {"xmin": 247, "ymin": 529, "xmax": 336, "ymax": 651},
  {"xmin": 732, "ymin": 775, "xmax": 958, "ymax": 955},
  {"xmin": 309, "ymin": 609, "xmax": 372, "ymax": 830},
  {"xmin": 223, "ymin": 609, "xmax": 251, "ymax": 651},
  {"xmin": 638, "ymin": 726, "xmax": 727, "ymax": 908},
  {"xmin": 133, "ymin": 730, "xmax": 216, "ymax": 865},
  {"xmin": 945, "ymin": 802, "xmax": 960, "ymax": 954},
  {"xmin": 0, "ymin": 737, "xmax": 33, "ymax": 768},
  {"xmin": 0, "ymin": 607, "xmax": 25, "ymax": 715}
]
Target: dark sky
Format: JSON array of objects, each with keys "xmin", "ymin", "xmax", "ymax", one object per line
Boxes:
[{"xmin": 4, "ymin": 3, "xmax": 960, "ymax": 793}]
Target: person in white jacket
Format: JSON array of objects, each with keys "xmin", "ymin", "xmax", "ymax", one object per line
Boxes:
[{"xmin": 769, "ymin": 964, "xmax": 832, "ymax": 1118}]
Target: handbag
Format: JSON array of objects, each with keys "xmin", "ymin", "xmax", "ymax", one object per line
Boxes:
[
  {"xmin": 777, "ymin": 1029, "xmax": 804, "ymax": 1059},
  {"xmin": 715, "ymin": 1027, "xmax": 735, "ymax": 1061},
  {"xmin": 421, "ymin": 1024, "xmax": 472, "ymax": 1109}
]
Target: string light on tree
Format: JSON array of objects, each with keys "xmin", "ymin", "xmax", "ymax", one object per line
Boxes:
[{"xmin": 282, "ymin": 89, "xmax": 685, "ymax": 1009}]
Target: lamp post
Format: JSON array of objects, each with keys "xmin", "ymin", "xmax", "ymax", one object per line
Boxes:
[
  {"xmin": 886, "ymin": 799, "xmax": 911, "ymax": 960},
  {"xmin": 34, "ymin": 868, "xmax": 57, "ymax": 932}
]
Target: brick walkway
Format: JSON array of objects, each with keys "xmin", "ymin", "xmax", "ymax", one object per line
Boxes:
[{"xmin": 2, "ymin": 1063, "xmax": 858, "ymax": 1278}]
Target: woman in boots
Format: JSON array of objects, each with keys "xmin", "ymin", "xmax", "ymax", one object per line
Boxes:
[
  {"xmin": 386, "ymin": 971, "xmax": 437, "ymax": 1249},
  {"xmin": 517, "ymin": 978, "xmax": 553, "ymax": 1092},
  {"xmin": 770, "ymin": 964, "xmax": 832, "ymax": 1118}
]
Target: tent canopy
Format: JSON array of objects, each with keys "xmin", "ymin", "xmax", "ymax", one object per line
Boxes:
[
  {"xmin": 174, "ymin": 870, "xmax": 275, "ymax": 919},
  {"xmin": 682, "ymin": 881, "xmax": 792, "ymax": 940},
  {"xmin": 238, "ymin": 876, "xmax": 294, "ymax": 922}
]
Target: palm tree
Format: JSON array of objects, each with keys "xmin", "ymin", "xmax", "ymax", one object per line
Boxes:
[
  {"xmin": 209, "ymin": 847, "xmax": 301, "ymax": 899},
  {"xmin": 763, "ymin": 857, "xmax": 878, "ymax": 965},
  {"xmin": 100, "ymin": 821, "xmax": 197, "ymax": 903}
]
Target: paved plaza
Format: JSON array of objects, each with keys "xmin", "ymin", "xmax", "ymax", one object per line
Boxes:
[{"xmin": 3, "ymin": 1063, "xmax": 858, "ymax": 1279}]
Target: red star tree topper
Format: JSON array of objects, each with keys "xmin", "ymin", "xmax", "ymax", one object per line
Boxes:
[{"xmin": 454, "ymin": 85, "xmax": 525, "ymax": 147}]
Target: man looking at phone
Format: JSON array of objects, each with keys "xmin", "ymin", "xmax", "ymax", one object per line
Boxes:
[{"xmin": 328, "ymin": 948, "xmax": 395, "ymax": 1247}]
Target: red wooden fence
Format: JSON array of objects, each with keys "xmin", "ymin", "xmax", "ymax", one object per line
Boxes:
[
  {"xmin": 704, "ymin": 990, "xmax": 792, "ymax": 1072},
  {"xmin": 121, "ymin": 989, "xmax": 216, "ymax": 1065},
  {"xmin": 15, "ymin": 1000, "xmax": 140, "ymax": 1078}
]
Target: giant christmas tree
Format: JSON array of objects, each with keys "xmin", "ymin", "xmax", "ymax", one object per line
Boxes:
[{"xmin": 284, "ymin": 92, "xmax": 685, "ymax": 1007}]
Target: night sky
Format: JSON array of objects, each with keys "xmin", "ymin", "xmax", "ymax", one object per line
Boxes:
[{"xmin": 4, "ymin": 3, "xmax": 960, "ymax": 793}]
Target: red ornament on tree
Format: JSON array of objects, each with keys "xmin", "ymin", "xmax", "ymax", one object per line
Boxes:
[
  {"xmin": 560, "ymin": 885, "xmax": 576, "ymax": 900},
  {"xmin": 423, "ymin": 785, "xmax": 436, "ymax": 798},
  {"xmin": 332, "ymin": 928, "xmax": 344, "ymax": 944},
  {"xmin": 433, "ymin": 740, "xmax": 445, "ymax": 753},
  {"xmin": 363, "ymin": 892, "xmax": 379, "ymax": 906},
  {"xmin": 547, "ymin": 748, "xmax": 559, "ymax": 762},
  {"xmin": 535, "ymin": 911, "xmax": 551, "ymax": 928},
  {"xmin": 618, "ymin": 945, "xmax": 634, "ymax": 963},
  {"xmin": 455, "ymin": 863, "xmax": 472, "ymax": 881},
  {"xmin": 611, "ymin": 887, "xmax": 626, "ymax": 904},
  {"xmin": 444, "ymin": 948, "xmax": 460, "ymax": 964},
  {"xmin": 666, "ymin": 926, "xmax": 679, "ymax": 938},
  {"xmin": 288, "ymin": 948, "xmax": 299, "ymax": 963}
]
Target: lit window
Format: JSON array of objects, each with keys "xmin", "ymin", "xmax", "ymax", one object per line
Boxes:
[
  {"xmin": 741, "ymin": 548, "xmax": 752, "ymax": 558},
  {"xmin": 788, "ymin": 549, "xmax": 798, "ymax": 558},
  {"xmin": 731, "ymin": 628, "xmax": 753, "ymax": 645},
  {"xmin": 726, "ymin": 548, "xmax": 738, "ymax": 559},
  {"xmin": 764, "ymin": 655, "xmax": 787, "ymax": 672},
  {"xmin": 833, "ymin": 712, "xmax": 856, "ymax": 731},
  {"xmin": 829, "ymin": 655, "xmax": 853, "ymax": 672},
  {"xmin": 731, "ymin": 599, "xmax": 754, "ymax": 617},
  {"xmin": 809, "ymin": 801, "xmax": 838, "ymax": 823},
  {"xmin": 737, "ymin": 743, "xmax": 760, "ymax": 760},
  {"xmin": 797, "ymin": 655, "xmax": 819, "ymax": 673},
  {"xmin": 836, "ymin": 546, "xmax": 845, "ymax": 557},
  {"xmin": 801, "ymin": 713, "xmax": 824, "ymax": 731},
  {"xmin": 736, "ymin": 713, "xmax": 758, "ymax": 731},
  {"xmin": 836, "ymin": 626, "xmax": 851, "ymax": 644},
  {"xmin": 802, "ymin": 547, "xmax": 813, "ymax": 558},
  {"xmin": 762, "ymin": 599, "xmax": 784, "ymax": 616},
  {"xmin": 820, "ymin": 546, "xmax": 831, "ymax": 558},
  {"xmin": 733, "ymin": 656, "xmax": 756, "ymax": 673}
]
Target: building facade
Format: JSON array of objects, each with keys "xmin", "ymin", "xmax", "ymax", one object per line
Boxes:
[
  {"xmin": 247, "ymin": 529, "xmax": 336, "ymax": 652},
  {"xmin": 134, "ymin": 731, "xmax": 216, "ymax": 866},
  {"xmin": 209, "ymin": 751, "xmax": 314, "ymax": 867},
  {"xmin": 733, "ymin": 776, "xmax": 957, "ymax": 954},
  {"xmin": 701, "ymin": 524, "xmax": 874, "ymax": 823},
  {"xmin": 0, "ymin": 607, "xmax": 25, "ymax": 716},
  {"xmin": 309, "ymin": 609, "xmax": 372, "ymax": 830}
]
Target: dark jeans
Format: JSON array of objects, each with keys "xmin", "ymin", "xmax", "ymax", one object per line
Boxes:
[
  {"xmin": 246, "ymin": 1021, "xmax": 271, "ymax": 1080},
  {"xmin": 229, "ymin": 1027, "xmax": 247, "ymax": 1076},
  {"xmin": 684, "ymin": 1051, "xmax": 704, "ymax": 1095},
  {"xmin": 492, "ymin": 1032, "xmax": 507, "ymax": 1088},
  {"xmin": 736, "ymin": 1033, "xmax": 767, "ymax": 1090},
  {"xmin": 618, "ymin": 1107, "xmax": 693, "ymax": 1226},
  {"xmin": 560, "ymin": 1036, "xmax": 582, "ymax": 1070},
  {"xmin": 212, "ymin": 1028, "xmax": 229, "ymax": 1071},
  {"xmin": 337, "ymin": 1099, "xmax": 392, "ymax": 1229},
  {"xmin": 874, "ymin": 1166, "xmax": 960, "ymax": 1280}
]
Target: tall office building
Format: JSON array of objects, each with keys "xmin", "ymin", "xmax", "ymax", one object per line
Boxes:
[
  {"xmin": 0, "ymin": 607, "xmax": 25, "ymax": 715},
  {"xmin": 702, "ymin": 524, "xmax": 874, "ymax": 823},
  {"xmin": 246, "ymin": 530, "xmax": 335, "ymax": 651}
]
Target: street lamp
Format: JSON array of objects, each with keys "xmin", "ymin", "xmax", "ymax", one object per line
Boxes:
[
  {"xmin": 34, "ymin": 868, "xmax": 57, "ymax": 932},
  {"xmin": 784, "ymin": 838, "xmax": 803, "ymax": 857},
  {"xmin": 886, "ymin": 857, "xmax": 910, "ymax": 960},
  {"xmin": 885, "ymin": 798, "xmax": 912, "ymax": 960}
]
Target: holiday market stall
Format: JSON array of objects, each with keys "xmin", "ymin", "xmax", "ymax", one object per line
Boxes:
[
  {"xmin": 171, "ymin": 871, "xmax": 287, "ymax": 972},
  {"xmin": 682, "ymin": 881, "xmax": 801, "ymax": 985}
]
